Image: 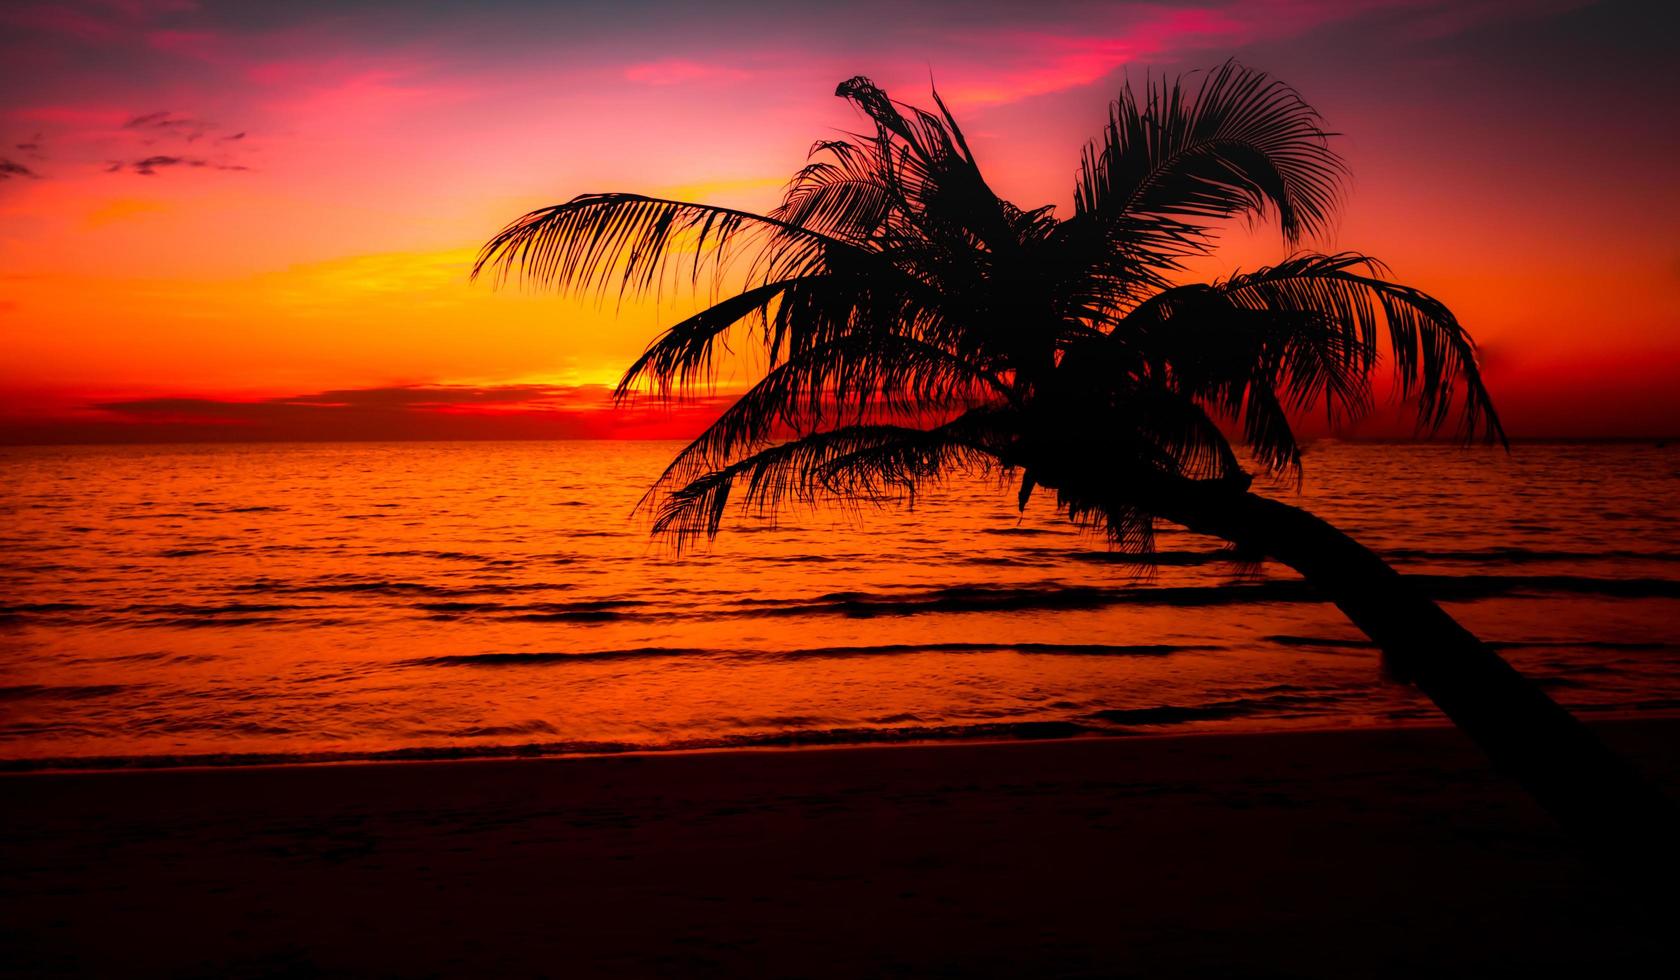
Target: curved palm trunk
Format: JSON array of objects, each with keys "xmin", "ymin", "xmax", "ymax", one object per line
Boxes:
[{"xmin": 1150, "ymin": 482, "xmax": 1677, "ymax": 884}]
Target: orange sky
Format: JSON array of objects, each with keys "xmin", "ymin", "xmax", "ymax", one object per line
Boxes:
[{"xmin": 2, "ymin": 0, "xmax": 1677, "ymax": 442}]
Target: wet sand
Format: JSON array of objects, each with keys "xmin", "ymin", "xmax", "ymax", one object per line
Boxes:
[{"xmin": 4, "ymin": 721, "xmax": 1676, "ymax": 977}]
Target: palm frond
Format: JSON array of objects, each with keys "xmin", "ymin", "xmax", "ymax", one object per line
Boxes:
[
  {"xmin": 1061, "ymin": 493, "xmax": 1159, "ymax": 555},
  {"xmin": 1108, "ymin": 285, "xmax": 1340, "ymax": 473},
  {"xmin": 1236, "ymin": 374, "xmax": 1302, "ymax": 473},
  {"xmin": 611, "ymin": 271, "xmax": 940, "ymax": 400},
  {"xmin": 648, "ymin": 421, "xmax": 1001, "ymax": 547},
  {"xmin": 1049, "ymin": 330, "xmax": 1247, "ymax": 480},
  {"xmin": 649, "ymin": 330, "xmax": 1012, "ymax": 497},
  {"xmin": 772, "ymin": 139, "xmax": 896, "ymax": 243},
  {"xmin": 471, "ymin": 193, "xmax": 849, "ymax": 299},
  {"xmin": 1071, "ymin": 60, "xmax": 1345, "ymax": 268},
  {"xmin": 1214, "ymin": 253, "xmax": 1504, "ymax": 442},
  {"xmin": 613, "ymin": 279, "xmax": 814, "ymax": 399},
  {"xmin": 1121, "ymin": 388, "xmax": 1248, "ymax": 481},
  {"xmin": 835, "ymin": 76, "xmax": 1017, "ymax": 256}
]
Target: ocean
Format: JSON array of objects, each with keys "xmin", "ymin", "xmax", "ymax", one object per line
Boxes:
[{"xmin": 2, "ymin": 440, "xmax": 1677, "ymax": 770}]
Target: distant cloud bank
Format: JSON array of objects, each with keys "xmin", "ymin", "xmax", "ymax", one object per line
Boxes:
[{"xmin": 1, "ymin": 384, "xmax": 735, "ymax": 444}]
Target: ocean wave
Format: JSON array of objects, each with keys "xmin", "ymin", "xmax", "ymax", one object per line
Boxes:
[
  {"xmin": 753, "ymin": 574, "xmax": 1680, "ymax": 617},
  {"xmin": 0, "ymin": 719, "xmax": 1104, "ymax": 772},
  {"xmin": 1265, "ymin": 634, "xmax": 1373, "ymax": 649},
  {"xmin": 1493, "ymin": 639, "xmax": 1678, "ymax": 651},
  {"xmin": 95, "ymin": 601, "xmax": 326, "ymax": 629},
  {"xmin": 416, "ymin": 598, "xmax": 644, "ymax": 619},
  {"xmin": 1066, "ymin": 549, "xmax": 1249, "ymax": 567},
  {"xmin": 717, "ymin": 582, "xmax": 1312, "ymax": 618},
  {"xmin": 0, "ymin": 684, "xmax": 133, "ymax": 702},
  {"xmin": 1265, "ymin": 634, "xmax": 1678, "ymax": 655},
  {"xmin": 127, "ymin": 602, "xmax": 306, "ymax": 615},
  {"xmin": 1084, "ymin": 692, "xmax": 1333, "ymax": 727},
  {"xmin": 230, "ymin": 578, "xmax": 579, "ymax": 598},
  {"xmin": 81, "ymin": 572, "xmax": 1675, "ymax": 631},
  {"xmin": 403, "ymin": 641, "xmax": 1208, "ymax": 668},
  {"xmin": 234, "ymin": 579, "xmax": 452, "ymax": 595},
  {"xmin": 1574, "ymin": 697, "xmax": 1680, "ymax": 714},
  {"xmin": 711, "ymin": 574, "xmax": 1680, "ymax": 620},
  {"xmin": 7, "ymin": 571, "xmax": 1676, "ymax": 632},
  {"xmin": 137, "ymin": 617, "xmax": 317, "ymax": 629},
  {"xmin": 97, "ymin": 651, "xmax": 222, "ymax": 665},
  {"xmin": 371, "ymin": 549, "xmax": 499, "ymax": 562},
  {"xmin": 423, "ymin": 719, "xmax": 562, "ymax": 738},
  {"xmin": 1410, "ymin": 574, "xmax": 1680, "ymax": 599},
  {"xmin": 0, "ymin": 601, "xmax": 92, "ymax": 626},
  {"xmin": 406, "ymin": 647, "xmax": 718, "ymax": 666},
  {"xmin": 0, "ymin": 602, "xmax": 90, "ymax": 614},
  {"xmin": 1383, "ymin": 547, "xmax": 1680, "ymax": 565}
]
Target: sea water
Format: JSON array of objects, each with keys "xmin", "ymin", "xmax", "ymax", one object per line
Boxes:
[{"xmin": 2, "ymin": 440, "xmax": 1676, "ymax": 768}]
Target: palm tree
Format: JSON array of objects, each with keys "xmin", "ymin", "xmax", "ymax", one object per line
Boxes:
[{"xmin": 475, "ymin": 62, "xmax": 1674, "ymax": 874}]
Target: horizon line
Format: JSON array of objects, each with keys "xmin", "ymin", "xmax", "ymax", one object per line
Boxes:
[{"xmin": 4, "ymin": 435, "xmax": 1676, "ymax": 450}]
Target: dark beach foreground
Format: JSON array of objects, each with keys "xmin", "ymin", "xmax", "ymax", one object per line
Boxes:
[{"xmin": 4, "ymin": 722, "xmax": 1677, "ymax": 978}]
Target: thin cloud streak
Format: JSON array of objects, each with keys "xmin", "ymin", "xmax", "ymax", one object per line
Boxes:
[
  {"xmin": 0, "ymin": 384, "xmax": 734, "ymax": 444},
  {"xmin": 122, "ymin": 110, "xmax": 226, "ymax": 143},
  {"xmin": 0, "ymin": 158, "xmax": 42, "ymax": 179},
  {"xmin": 106, "ymin": 154, "xmax": 251, "ymax": 175}
]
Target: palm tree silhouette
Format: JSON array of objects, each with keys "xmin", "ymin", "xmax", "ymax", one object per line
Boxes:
[{"xmin": 476, "ymin": 63, "xmax": 1673, "ymax": 871}]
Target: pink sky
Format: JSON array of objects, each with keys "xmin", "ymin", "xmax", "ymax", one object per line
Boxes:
[{"xmin": 2, "ymin": 0, "xmax": 1677, "ymax": 441}]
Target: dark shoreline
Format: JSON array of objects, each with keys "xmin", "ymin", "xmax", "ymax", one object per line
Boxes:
[
  {"xmin": 6, "ymin": 719, "xmax": 1676, "ymax": 977},
  {"xmin": 6, "ymin": 711, "xmax": 1677, "ymax": 776}
]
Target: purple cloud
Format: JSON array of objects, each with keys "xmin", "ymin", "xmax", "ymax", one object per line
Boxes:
[
  {"xmin": 115, "ymin": 154, "xmax": 251, "ymax": 175},
  {"xmin": 21, "ymin": 383, "xmax": 736, "ymax": 444},
  {"xmin": 0, "ymin": 158, "xmax": 42, "ymax": 180},
  {"xmin": 123, "ymin": 109, "xmax": 216, "ymax": 141}
]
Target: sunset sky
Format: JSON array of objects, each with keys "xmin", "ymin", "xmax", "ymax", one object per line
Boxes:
[{"xmin": 2, "ymin": 0, "xmax": 1676, "ymax": 442}]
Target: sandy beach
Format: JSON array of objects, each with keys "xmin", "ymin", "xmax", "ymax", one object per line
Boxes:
[{"xmin": 4, "ymin": 720, "xmax": 1675, "ymax": 978}]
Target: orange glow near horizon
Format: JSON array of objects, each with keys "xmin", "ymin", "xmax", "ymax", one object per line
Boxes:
[{"xmin": 3, "ymin": 0, "xmax": 1677, "ymax": 441}]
